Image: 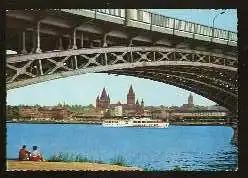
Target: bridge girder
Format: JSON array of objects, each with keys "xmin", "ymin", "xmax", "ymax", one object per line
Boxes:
[
  {"xmin": 104, "ymin": 68, "xmax": 237, "ymax": 113},
  {"xmin": 6, "ymin": 46, "xmax": 238, "ymax": 114}
]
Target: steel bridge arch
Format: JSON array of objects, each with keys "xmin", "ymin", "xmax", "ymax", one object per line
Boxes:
[{"xmin": 6, "ymin": 46, "xmax": 238, "ymax": 113}]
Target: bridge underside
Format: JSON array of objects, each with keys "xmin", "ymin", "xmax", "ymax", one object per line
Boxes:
[
  {"xmin": 6, "ymin": 10, "xmax": 238, "ymax": 115},
  {"xmin": 103, "ymin": 65, "xmax": 237, "ymax": 114}
]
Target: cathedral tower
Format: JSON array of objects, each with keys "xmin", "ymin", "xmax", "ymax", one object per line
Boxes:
[
  {"xmin": 127, "ymin": 85, "xmax": 135, "ymax": 105},
  {"xmin": 188, "ymin": 93, "xmax": 193, "ymax": 108},
  {"xmin": 96, "ymin": 87, "xmax": 110, "ymax": 109}
]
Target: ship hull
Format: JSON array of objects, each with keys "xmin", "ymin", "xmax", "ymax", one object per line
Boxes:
[{"xmin": 102, "ymin": 118, "xmax": 169, "ymax": 128}]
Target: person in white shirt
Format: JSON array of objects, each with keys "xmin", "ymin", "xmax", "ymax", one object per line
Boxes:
[{"xmin": 30, "ymin": 146, "xmax": 44, "ymax": 161}]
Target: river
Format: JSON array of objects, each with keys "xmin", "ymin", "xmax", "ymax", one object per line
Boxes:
[{"xmin": 7, "ymin": 123, "xmax": 237, "ymax": 171}]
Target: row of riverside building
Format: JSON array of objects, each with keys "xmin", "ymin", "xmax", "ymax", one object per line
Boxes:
[
  {"xmin": 14, "ymin": 106, "xmax": 70, "ymax": 121},
  {"xmin": 8, "ymin": 85, "xmax": 231, "ymax": 122}
]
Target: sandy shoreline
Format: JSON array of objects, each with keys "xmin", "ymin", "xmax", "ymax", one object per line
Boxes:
[{"xmin": 6, "ymin": 160, "xmax": 143, "ymax": 171}]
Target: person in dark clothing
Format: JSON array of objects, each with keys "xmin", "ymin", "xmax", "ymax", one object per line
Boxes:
[{"xmin": 19, "ymin": 145, "xmax": 30, "ymax": 160}]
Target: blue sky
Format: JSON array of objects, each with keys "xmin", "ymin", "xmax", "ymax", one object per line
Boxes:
[{"xmin": 7, "ymin": 9, "xmax": 237, "ymax": 107}]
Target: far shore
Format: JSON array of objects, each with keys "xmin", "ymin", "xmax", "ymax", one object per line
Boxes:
[
  {"xmin": 6, "ymin": 120, "xmax": 231, "ymax": 126},
  {"xmin": 6, "ymin": 160, "xmax": 143, "ymax": 171},
  {"xmin": 6, "ymin": 120, "xmax": 102, "ymax": 124}
]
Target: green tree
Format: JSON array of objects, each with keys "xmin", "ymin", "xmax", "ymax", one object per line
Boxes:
[{"xmin": 7, "ymin": 105, "xmax": 22, "ymax": 120}]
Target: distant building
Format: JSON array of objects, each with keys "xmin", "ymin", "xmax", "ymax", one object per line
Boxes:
[
  {"xmin": 127, "ymin": 85, "xmax": 135, "ymax": 105},
  {"xmin": 143, "ymin": 109, "xmax": 152, "ymax": 117},
  {"xmin": 96, "ymin": 85, "xmax": 145, "ymax": 116},
  {"xmin": 52, "ymin": 107, "xmax": 70, "ymax": 120},
  {"xmin": 110, "ymin": 105, "xmax": 123, "ymax": 117},
  {"xmin": 188, "ymin": 93, "xmax": 194, "ymax": 108},
  {"xmin": 180, "ymin": 93, "xmax": 194, "ymax": 110},
  {"xmin": 171, "ymin": 110, "xmax": 228, "ymax": 119},
  {"xmin": 19, "ymin": 106, "xmax": 39, "ymax": 119},
  {"xmin": 73, "ymin": 109, "xmax": 104, "ymax": 119},
  {"xmin": 96, "ymin": 87, "xmax": 110, "ymax": 110},
  {"xmin": 151, "ymin": 109, "xmax": 170, "ymax": 119}
]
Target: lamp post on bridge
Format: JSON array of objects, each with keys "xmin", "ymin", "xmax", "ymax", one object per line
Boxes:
[{"xmin": 211, "ymin": 10, "xmax": 226, "ymax": 43}]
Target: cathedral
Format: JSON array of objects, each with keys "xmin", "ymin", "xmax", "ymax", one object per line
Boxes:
[
  {"xmin": 96, "ymin": 87, "xmax": 110, "ymax": 109},
  {"xmin": 96, "ymin": 85, "xmax": 144, "ymax": 116}
]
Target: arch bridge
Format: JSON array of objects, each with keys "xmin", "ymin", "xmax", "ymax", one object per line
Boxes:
[{"xmin": 6, "ymin": 9, "xmax": 238, "ymax": 115}]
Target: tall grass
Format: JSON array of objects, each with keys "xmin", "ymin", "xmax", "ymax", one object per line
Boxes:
[
  {"xmin": 109, "ymin": 155, "xmax": 128, "ymax": 166},
  {"xmin": 47, "ymin": 152, "xmax": 102, "ymax": 163},
  {"xmin": 48, "ymin": 152, "xmax": 118, "ymax": 165}
]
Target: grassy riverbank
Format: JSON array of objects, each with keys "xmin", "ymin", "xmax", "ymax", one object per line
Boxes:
[
  {"xmin": 7, "ymin": 152, "xmax": 194, "ymax": 171},
  {"xmin": 7, "ymin": 153, "xmax": 142, "ymax": 171},
  {"xmin": 47, "ymin": 153, "xmax": 130, "ymax": 167},
  {"xmin": 7, "ymin": 160, "xmax": 142, "ymax": 171}
]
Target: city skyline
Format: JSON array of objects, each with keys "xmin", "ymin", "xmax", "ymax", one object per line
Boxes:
[
  {"xmin": 7, "ymin": 74, "xmax": 215, "ymax": 107},
  {"xmin": 6, "ymin": 9, "xmax": 237, "ymax": 107}
]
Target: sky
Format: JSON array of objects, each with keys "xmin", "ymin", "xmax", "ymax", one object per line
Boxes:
[{"xmin": 7, "ymin": 9, "xmax": 237, "ymax": 107}]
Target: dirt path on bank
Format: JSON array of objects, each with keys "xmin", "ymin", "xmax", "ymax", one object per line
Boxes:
[{"xmin": 7, "ymin": 160, "xmax": 143, "ymax": 171}]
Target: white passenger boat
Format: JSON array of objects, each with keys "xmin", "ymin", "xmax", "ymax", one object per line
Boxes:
[
  {"xmin": 102, "ymin": 119, "xmax": 133, "ymax": 127},
  {"xmin": 102, "ymin": 117, "xmax": 169, "ymax": 128}
]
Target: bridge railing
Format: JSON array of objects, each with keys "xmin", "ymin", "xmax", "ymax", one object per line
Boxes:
[
  {"xmin": 60, "ymin": 9, "xmax": 237, "ymax": 44},
  {"xmin": 136, "ymin": 9, "xmax": 237, "ymax": 42},
  {"xmin": 95, "ymin": 9, "xmax": 125, "ymax": 18}
]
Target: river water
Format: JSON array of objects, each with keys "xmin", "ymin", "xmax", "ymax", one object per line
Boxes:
[{"xmin": 7, "ymin": 123, "xmax": 237, "ymax": 171}]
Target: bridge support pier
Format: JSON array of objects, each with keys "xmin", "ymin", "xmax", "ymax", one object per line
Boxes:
[
  {"xmin": 129, "ymin": 39, "xmax": 133, "ymax": 47},
  {"xmin": 67, "ymin": 37, "xmax": 72, "ymax": 49},
  {"xmin": 58, "ymin": 35, "xmax": 64, "ymax": 51},
  {"xmin": 30, "ymin": 30, "xmax": 36, "ymax": 54},
  {"xmin": 231, "ymin": 123, "xmax": 238, "ymax": 146},
  {"xmin": 103, "ymin": 34, "xmax": 108, "ymax": 47},
  {"xmin": 81, "ymin": 32, "xmax": 84, "ymax": 48},
  {"xmin": 72, "ymin": 28, "xmax": 77, "ymax": 49},
  {"xmin": 36, "ymin": 21, "xmax": 42, "ymax": 53},
  {"xmin": 21, "ymin": 31, "xmax": 27, "ymax": 54}
]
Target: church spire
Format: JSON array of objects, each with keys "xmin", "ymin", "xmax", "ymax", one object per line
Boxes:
[
  {"xmin": 107, "ymin": 94, "xmax": 110, "ymax": 104},
  {"xmin": 128, "ymin": 84, "xmax": 134, "ymax": 95},
  {"xmin": 127, "ymin": 84, "xmax": 135, "ymax": 105},
  {"xmin": 100, "ymin": 87, "xmax": 107, "ymax": 100},
  {"xmin": 136, "ymin": 99, "xmax": 139, "ymax": 105},
  {"xmin": 141, "ymin": 98, "xmax": 144, "ymax": 107}
]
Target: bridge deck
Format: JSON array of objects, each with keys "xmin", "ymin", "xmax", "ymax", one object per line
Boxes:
[{"xmin": 61, "ymin": 9, "xmax": 237, "ymax": 47}]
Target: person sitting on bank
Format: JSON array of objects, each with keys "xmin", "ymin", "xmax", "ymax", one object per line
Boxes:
[
  {"xmin": 19, "ymin": 145, "xmax": 30, "ymax": 160},
  {"xmin": 30, "ymin": 146, "xmax": 44, "ymax": 161}
]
